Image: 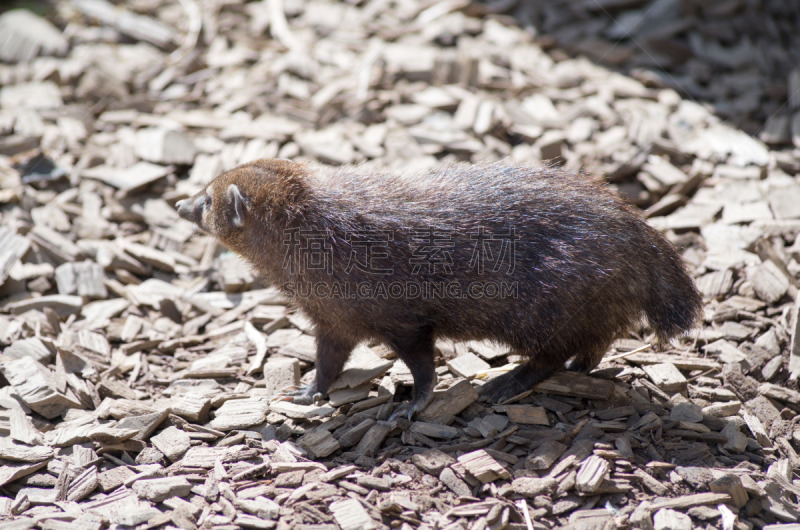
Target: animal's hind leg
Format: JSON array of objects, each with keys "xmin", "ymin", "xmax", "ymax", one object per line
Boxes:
[
  {"xmin": 564, "ymin": 343, "xmax": 610, "ymax": 374},
  {"xmin": 384, "ymin": 326, "xmax": 437, "ymax": 420},
  {"xmin": 480, "ymin": 351, "xmax": 564, "ymax": 403}
]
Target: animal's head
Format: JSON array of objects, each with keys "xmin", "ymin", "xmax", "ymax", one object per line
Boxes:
[{"xmin": 175, "ymin": 158, "xmax": 307, "ymax": 254}]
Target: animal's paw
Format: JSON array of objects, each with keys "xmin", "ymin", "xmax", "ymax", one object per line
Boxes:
[
  {"xmin": 388, "ymin": 390, "xmax": 435, "ymax": 421},
  {"xmin": 272, "ymin": 385, "xmax": 323, "ymax": 405},
  {"xmin": 389, "ymin": 400, "xmax": 424, "ymax": 421}
]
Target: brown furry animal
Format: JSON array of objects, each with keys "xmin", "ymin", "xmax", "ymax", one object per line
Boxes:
[{"xmin": 176, "ymin": 159, "xmax": 702, "ymax": 419}]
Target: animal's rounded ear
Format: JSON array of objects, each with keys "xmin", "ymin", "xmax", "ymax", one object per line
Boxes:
[{"xmin": 227, "ymin": 184, "xmax": 246, "ymax": 227}]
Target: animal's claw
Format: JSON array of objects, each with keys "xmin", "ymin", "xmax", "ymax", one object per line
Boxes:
[{"xmin": 271, "ymin": 384, "xmax": 320, "ymax": 405}]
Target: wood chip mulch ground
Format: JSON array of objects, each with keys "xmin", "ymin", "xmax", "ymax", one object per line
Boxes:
[{"xmin": 1, "ymin": 1, "xmax": 800, "ymax": 529}]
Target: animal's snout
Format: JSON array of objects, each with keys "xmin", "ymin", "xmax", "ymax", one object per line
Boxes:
[{"xmin": 175, "ymin": 198, "xmax": 194, "ymax": 222}]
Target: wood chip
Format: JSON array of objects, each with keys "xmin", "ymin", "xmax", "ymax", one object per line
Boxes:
[
  {"xmin": 150, "ymin": 426, "xmax": 191, "ymax": 461},
  {"xmin": 447, "ymin": 352, "xmax": 491, "ymax": 379},
  {"xmin": 209, "ymin": 397, "xmax": 269, "ymax": 430},
  {"xmin": 0, "ymin": 0, "xmax": 797, "ymax": 524},
  {"xmin": 0, "ymin": 357, "xmax": 82, "ymax": 419},
  {"xmin": 502, "ymin": 405, "xmax": 549, "ymax": 425},
  {"xmin": 419, "ymin": 379, "xmax": 478, "ymax": 421},
  {"xmin": 576, "ymin": 455, "xmax": 610, "ymax": 493},
  {"xmin": 750, "ymin": 260, "xmax": 790, "ymax": 303},
  {"xmin": 131, "ymin": 476, "xmax": 192, "ymax": 503},
  {"xmin": 457, "ymin": 449, "xmax": 511, "ymax": 483},
  {"xmin": 411, "ymin": 448, "xmax": 456, "ymax": 475},
  {"xmin": 355, "ymin": 421, "xmax": 392, "ymax": 455},
  {"xmin": 525, "ymin": 441, "xmax": 567, "ymax": 471},
  {"xmin": 641, "ymin": 363, "xmax": 688, "ymax": 394},
  {"xmin": 329, "ymin": 498, "xmax": 376, "ymax": 530},
  {"xmin": 410, "ymin": 422, "xmax": 460, "ymax": 440},
  {"xmin": 297, "ymin": 430, "xmax": 340, "ymax": 458},
  {"xmin": 533, "ymin": 372, "xmax": 615, "ymax": 400},
  {"xmin": 269, "ymin": 401, "xmax": 334, "ymax": 419},
  {"xmin": 55, "ymin": 261, "xmax": 107, "ymax": 298}
]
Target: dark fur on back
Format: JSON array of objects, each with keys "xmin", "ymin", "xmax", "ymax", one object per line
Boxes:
[{"xmin": 177, "ymin": 159, "xmax": 702, "ymax": 411}]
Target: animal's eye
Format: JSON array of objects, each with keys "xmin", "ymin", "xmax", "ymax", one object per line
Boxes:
[{"xmin": 203, "ymin": 195, "xmax": 211, "ymax": 209}]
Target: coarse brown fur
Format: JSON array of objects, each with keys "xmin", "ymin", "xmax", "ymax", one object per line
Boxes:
[{"xmin": 176, "ymin": 159, "xmax": 702, "ymax": 417}]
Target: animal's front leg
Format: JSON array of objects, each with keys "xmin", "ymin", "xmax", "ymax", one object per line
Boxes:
[{"xmin": 273, "ymin": 328, "xmax": 356, "ymax": 405}]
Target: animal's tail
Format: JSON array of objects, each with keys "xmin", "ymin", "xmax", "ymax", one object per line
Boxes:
[{"xmin": 644, "ymin": 240, "xmax": 703, "ymax": 343}]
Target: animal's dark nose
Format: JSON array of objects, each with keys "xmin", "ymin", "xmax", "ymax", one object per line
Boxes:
[{"xmin": 175, "ymin": 199, "xmax": 194, "ymax": 221}]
